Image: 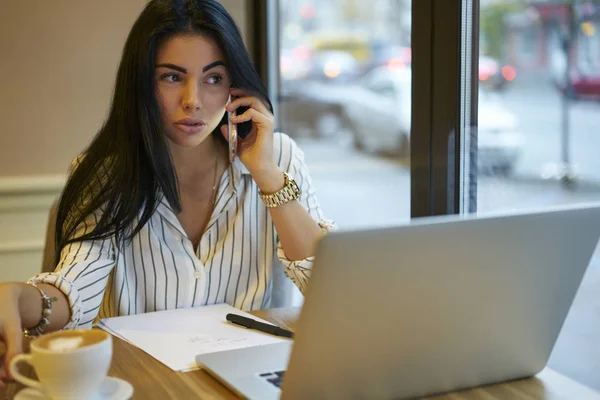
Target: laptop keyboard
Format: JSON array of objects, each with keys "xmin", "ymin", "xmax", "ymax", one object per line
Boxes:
[{"xmin": 259, "ymin": 370, "xmax": 286, "ymax": 388}]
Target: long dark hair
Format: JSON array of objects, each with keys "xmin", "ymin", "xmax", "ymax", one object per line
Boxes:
[{"xmin": 54, "ymin": 0, "xmax": 272, "ymax": 264}]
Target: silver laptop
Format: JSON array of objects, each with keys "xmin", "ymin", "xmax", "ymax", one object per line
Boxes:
[{"xmin": 196, "ymin": 203, "xmax": 600, "ymax": 399}]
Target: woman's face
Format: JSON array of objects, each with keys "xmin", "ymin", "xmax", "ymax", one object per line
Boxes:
[{"xmin": 155, "ymin": 33, "xmax": 231, "ymax": 148}]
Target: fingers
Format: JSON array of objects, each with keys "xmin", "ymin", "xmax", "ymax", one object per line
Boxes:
[
  {"xmin": 0, "ymin": 283, "xmax": 24, "ymax": 387},
  {"xmin": 0, "ymin": 359, "xmax": 13, "ymax": 387},
  {"xmin": 226, "ymin": 91, "xmax": 270, "ymax": 115},
  {"xmin": 3, "ymin": 322, "xmax": 23, "ymax": 373},
  {"xmin": 230, "ymin": 108, "xmax": 274, "ymax": 129},
  {"xmin": 0, "ymin": 339, "xmax": 6, "ymax": 383},
  {"xmin": 0, "ymin": 366, "xmax": 7, "ymax": 388},
  {"xmin": 1, "ymin": 302, "xmax": 23, "ymax": 382},
  {"xmin": 229, "ymin": 108, "xmax": 259, "ymax": 124}
]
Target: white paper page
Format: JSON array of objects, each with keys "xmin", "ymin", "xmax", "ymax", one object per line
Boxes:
[
  {"xmin": 96, "ymin": 323, "xmax": 133, "ymax": 345},
  {"xmin": 99, "ymin": 304, "xmax": 289, "ymax": 371}
]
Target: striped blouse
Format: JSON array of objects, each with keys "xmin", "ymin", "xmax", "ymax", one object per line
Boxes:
[{"xmin": 30, "ymin": 133, "xmax": 334, "ymax": 329}]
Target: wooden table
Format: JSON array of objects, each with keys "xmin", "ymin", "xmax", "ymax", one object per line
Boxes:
[{"xmin": 2, "ymin": 307, "xmax": 599, "ymax": 399}]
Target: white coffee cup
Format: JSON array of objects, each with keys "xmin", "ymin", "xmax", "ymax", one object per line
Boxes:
[{"xmin": 10, "ymin": 329, "xmax": 112, "ymax": 400}]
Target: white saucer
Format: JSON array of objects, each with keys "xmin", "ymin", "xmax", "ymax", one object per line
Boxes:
[{"xmin": 15, "ymin": 377, "xmax": 134, "ymax": 400}]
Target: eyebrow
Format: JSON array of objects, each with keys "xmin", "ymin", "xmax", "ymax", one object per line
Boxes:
[{"xmin": 155, "ymin": 60, "xmax": 226, "ymax": 73}]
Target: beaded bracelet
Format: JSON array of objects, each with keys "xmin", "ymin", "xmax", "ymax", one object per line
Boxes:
[{"xmin": 23, "ymin": 281, "xmax": 58, "ymax": 338}]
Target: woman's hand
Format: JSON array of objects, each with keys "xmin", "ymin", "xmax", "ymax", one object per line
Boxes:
[
  {"xmin": 0, "ymin": 283, "xmax": 26, "ymax": 388},
  {"xmin": 221, "ymin": 88, "xmax": 278, "ymax": 178}
]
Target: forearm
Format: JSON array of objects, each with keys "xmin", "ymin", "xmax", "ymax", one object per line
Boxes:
[
  {"xmin": 252, "ymin": 166, "xmax": 322, "ymax": 261},
  {"xmin": 269, "ymin": 201, "xmax": 323, "ymax": 261},
  {"xmin": 18, "ymin": 283, "xmax": 71, "ymax": 333}
]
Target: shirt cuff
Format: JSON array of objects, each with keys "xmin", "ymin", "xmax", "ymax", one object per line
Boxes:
[
  {"xmin": 29, "ymin": 273, "xmax": 83, "ymax": 330},
  {"xmin": 278, "ymin": 219, "xmax": 337, "ymax": 294}
]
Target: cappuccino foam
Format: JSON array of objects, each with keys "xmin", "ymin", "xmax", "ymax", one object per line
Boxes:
[
  {"xmin": 36, "ymin": 329, "xmax": 108, "ymax": 352},
  {"xmin": 47, "ymin": 336, "xmax": 85, "ymax": 352}
]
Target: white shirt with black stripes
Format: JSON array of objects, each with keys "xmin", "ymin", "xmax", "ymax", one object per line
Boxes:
[{"xmin": 30, "ymin": 133, "xmax": 335, "ymax": 329}]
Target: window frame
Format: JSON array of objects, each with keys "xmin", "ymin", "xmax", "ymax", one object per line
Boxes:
[{"xmin": 411, "ymin": 0, "xmax": 479, "ymax": 217}]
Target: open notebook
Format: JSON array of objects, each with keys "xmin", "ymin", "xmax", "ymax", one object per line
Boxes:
[{"xmin": 98, "ymin": 304, "xmax": 290, "ymax": 372}]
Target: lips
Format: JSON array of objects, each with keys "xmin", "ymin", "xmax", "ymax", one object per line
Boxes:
[{"xmin": 174, "ymin": 118, "xmax": 206, "ymax": 134}]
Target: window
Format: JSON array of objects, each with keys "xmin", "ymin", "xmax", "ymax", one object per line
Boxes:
[
  {"xmin": 477, "ymin": 1, "xmax": 600, "ymax": 214},
  {"xmin": 276, "ymin": 0, "xmax": 413, "ymax": 230}
]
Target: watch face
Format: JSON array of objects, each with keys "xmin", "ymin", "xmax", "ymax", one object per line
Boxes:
[{"xmin": 286, "ymin": 173, "xmax": 300, "ymax": 194}]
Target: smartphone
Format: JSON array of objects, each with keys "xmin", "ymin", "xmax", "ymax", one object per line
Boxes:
[
  {"xmin": 227, "ymin": 95, "xmax": 238, "ymax": 163},
  {"xmin": 235, "ymin": 105, "xmax": 252, "ymax": 139},
  {"xmin": 226, "ymin": 93, "xmax": 253, "ymax": 162}
]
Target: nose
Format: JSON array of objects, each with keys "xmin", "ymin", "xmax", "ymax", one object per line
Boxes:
[{"xmin": 182, "ymin": 81, "xmax": 202, "ymax": 111}]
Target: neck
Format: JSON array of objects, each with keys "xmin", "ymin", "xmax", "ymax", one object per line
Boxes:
[{"xmin": 169, "ymin": 134, "xmax": 224, "ymax": 186}]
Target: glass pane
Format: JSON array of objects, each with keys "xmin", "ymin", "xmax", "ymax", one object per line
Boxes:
[
  {"xmin": 477, "ymin": 1, "xmax": 600, "ymax": 212},
  {"xmin": 477, "ymin": 1, "xmax": 600, "ymax": 391},
  {"xmin": 277, "ymin": 0, "xmax": 412, "ymax": 229}
]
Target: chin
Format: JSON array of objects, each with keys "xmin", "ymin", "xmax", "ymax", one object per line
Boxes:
[{"xmin": 166, "ymin": 129, "xmax": 213, "ymax": 148}]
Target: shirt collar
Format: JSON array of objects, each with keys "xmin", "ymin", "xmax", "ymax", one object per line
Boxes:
[
  {"xmin": 230, "ymin": 157, "xmax": 251, "ymax": 192},
  {"xmin": 156, "ymin": 157, "xmax": 250, "ymax": 234}
]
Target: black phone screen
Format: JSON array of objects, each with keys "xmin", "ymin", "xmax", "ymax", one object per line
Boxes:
[{"xmin": 235, "ymin": 105, "xmax": 252, "ymax": 139}]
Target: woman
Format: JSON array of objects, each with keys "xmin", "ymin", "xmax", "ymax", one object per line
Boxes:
[{"xmin": 0, "ymin": 0, "xmax": 333, "ymax": 383}]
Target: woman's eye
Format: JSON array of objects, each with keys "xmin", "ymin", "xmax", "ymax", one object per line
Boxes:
[
  {"xmin": 206, "ymin": 75, "xmax": 224, "ymax": 85},
  {"xmin": 160, "ymin": 73, "xmax": 181, "ymax": 83}
]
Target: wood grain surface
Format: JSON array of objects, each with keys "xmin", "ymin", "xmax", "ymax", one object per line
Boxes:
[{"xmin": 1, "ymin": 308, "xmax": 598, "ymax": 399}]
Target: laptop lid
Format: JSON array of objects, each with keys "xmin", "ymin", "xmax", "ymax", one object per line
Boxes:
[{"xmin": 281, "ymin": 204, "xmax": 600, "ymax": 399}]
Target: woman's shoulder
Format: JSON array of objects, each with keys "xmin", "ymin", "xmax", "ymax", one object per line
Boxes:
[
  {"xmin": 272, "ymin": 131, "xmax": 295, "ymax": 151},
  {"xmin": 272, "ymin": 132, "xmax": 306, "ymax": 171}
]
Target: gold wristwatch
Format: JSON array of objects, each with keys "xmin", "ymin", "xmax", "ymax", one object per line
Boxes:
[{"xmin": 259, "ymin": 171, "xmax": 301, "ymax": 208}]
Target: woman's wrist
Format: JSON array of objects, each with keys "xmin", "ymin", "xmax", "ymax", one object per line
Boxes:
[
  {"xmin": 250, "ymin": 164, "xmax": 285, "ymax": 194},
  {"xmin": 17, "ymin": 282, "xmax": 43, "ymax": 329},
  {"xmin": 19, "ymin": 282, "xmax": 68, "ymax": 333}
]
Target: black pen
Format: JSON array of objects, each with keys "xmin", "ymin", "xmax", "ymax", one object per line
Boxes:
[{"xmin": 226, "ymin": 313, "xmax": 294, "ymax": 339}]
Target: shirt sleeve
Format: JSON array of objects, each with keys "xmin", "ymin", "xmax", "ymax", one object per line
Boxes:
[
  {"xmin": 29, "ymin": 210, "xmax": 116, "ymax": 329},
  {"xmin": 273, "ymin": 133, "xmax": 337, "ymax": 294},
  {"xmin": 28, "ymin": 156, "xmax": 116, "ymax": 329}
]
